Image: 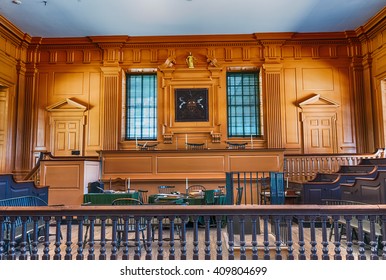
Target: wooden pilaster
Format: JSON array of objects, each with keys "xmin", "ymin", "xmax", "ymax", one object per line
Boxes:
[{"xmin": 263, "ymin": 63, "xmax": 284, "ymax": 149}]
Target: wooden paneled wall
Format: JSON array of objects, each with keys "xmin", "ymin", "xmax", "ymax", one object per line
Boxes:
[{"xmin": 0, "ymin": 8, "xmax": 386, "ymax": 176}]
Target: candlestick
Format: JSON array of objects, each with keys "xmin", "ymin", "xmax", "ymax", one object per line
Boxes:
[
  {"xmin": 185, "ymin": 134, "xmax": 188, "ymax": 143},
  {"xmin": 127, "ymin": 178, "xmax": 130, "ymax": 190},
  {"xmin": 250, "ymin": 134, "xmax": 253, "ymax": 149},
  {"xmin": 135, "ymin": 137, "xmax": 138, "ymax": 150},
  {"xmin": 185, "ymin": 178, "xmax": 188, "ymax": 193}
]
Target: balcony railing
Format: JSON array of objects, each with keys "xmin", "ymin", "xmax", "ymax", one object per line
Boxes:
[
  {"xmin": 284, "ymin": 149, "xmax": 385, "ymax": 182},
  {"xmin": 1, "ymin": 204, "xmax": 385, "ymax": 260}
]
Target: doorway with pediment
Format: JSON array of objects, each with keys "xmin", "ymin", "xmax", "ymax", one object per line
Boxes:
[
  {"xmin": 299, "ymin": 94, "xmax": 339, "ymax": 154},
  {"xmin": 46, "ymin": 98, "xmax": 88, "ymax": 156}
]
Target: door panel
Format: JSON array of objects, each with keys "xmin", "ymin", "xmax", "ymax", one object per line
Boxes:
[
  {"xmin": 304, "ymin": 115, "xmax": 335, "ymax": 154},
  {"xmin": 54, "ymin": 120, "xmax": 81, "ymax": 156}
]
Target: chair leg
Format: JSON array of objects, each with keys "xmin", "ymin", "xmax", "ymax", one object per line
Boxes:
[
  {"xmin": 328, "ymin": 222, "xmax": 334, "ymax": 241},
  {"xmin": 27, "ymin": 233, "xmax": 32, "ymax": 255},
  {"xmin": 141, "ymin": 230, "xmax": 146, "ymax": 250},
  {"xmin": 117, "ymin": 232, "xmax": 122, "ymax": 249},
  {"xmin": 83, "ymin": 225, "xmax": 89, "ymax": 248}
]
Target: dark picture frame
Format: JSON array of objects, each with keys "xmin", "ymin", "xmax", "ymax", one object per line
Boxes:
[{"xmin": 175, "ymin": 88, "xmax": 208, "ymax": 122}]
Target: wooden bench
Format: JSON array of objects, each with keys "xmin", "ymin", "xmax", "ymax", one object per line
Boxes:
[
  {"xmin": 323, "ymin": 199, "xmax": 383, "ymax": 253},
  {"xmin": 0, "ymin": 196, "xmax": 48, "ymax": 254},
  {"xmin": 358, "ymin": 157, "xmax": 386, "ymax": 165},
  {"xmin": 0, "ymin": 173, "xmax": 48, "ymax": 201},
  {"xmin": 340, "ymin": 170, "xmax": 386, "ymax": 203},
  {"xmin": 300, "ymin": 165, "xmax": 386, "ymax": 204}
]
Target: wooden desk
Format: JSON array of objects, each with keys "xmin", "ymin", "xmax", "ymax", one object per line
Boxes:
[
  {"xmin": 40, "ymin": 158, "xmax": 100, "ymax": 205},
  {"xmin": 83, "ymin": 192, "xmax": 139, "ymax": 205}
]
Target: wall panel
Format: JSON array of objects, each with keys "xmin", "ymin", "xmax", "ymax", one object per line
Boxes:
[
  {"xmin": 283, "ymin": 68, "xmax": 300, "ymax": 147},
  {"xmin": 53, "ymin": 72, "xmax": 84, "ymax": 95}
]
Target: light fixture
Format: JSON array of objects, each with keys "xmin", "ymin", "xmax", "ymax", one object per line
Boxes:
[{"xmin": 12, "ymin": 0, "xmax": 22, "ymax": 4}]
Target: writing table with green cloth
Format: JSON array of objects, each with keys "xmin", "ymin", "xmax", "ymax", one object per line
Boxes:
[
  {"xmin": 82, "ymin": 191, "xmax": 140, "ymax": 246},
  {"xmin": 185, "ymin": 195, "xmax": 226, "ymax": 205},
  {"xmin": 148, "ymin": 194, "xmax": 185, "ymax": 205},
  {"xmin": 148, "ymin": 193, "xmax": 226, "ymax": 205},
  {"xmin": 83, "ymin": 192, "xmax": 139, "ymax": 205}
]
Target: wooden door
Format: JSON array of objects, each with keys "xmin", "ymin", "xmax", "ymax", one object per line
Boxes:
[
  {"xmin": 53, "ymin": 119, "xmax": 82, "ymax": 156},
  {"xmin": 303, "ymin": 114, "xmax": 336, "ymax": 154}
]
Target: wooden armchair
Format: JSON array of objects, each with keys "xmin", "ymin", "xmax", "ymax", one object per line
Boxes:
[
  {"xmin": 226, "ymin": 142, "xmax": 248, "ymax": 150},
  {"xmin": 137, "ymin": 142, "xmax": 158, "ymax": 150},
  {"xmin": 111, "ymin": 198, "xmax": 147, "ymax": 249},
  {"xmin": 186, "ymin": 143, "xmax": 205, "ymax": 150},
  {"xmin": 102, "ymin": 178, "xmax": 128, "ymax": 192},
  {"xmin": 188, "ymin": 184, "xmax": 206, "ymax": 193},
  {"xmin": 158, "ymin": 185, "xmax": 176, "ymax": 194}
]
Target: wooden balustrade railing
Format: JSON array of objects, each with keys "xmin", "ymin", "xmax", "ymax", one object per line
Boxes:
[
  {"xmin": 284, "ymin": 149, "xmax": 385, "ymax": 182},
  {"xmin": 1, "ymin": 204, "xmax": 385, "ymax": 260}
]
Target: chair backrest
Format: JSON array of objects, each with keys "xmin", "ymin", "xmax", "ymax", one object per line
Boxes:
[
  {"xmin": 137, "ymin": 142, "xmax": 158, "ymax": 150},
  {"xmin": 137, "ymin": 189, "xmax": 148, "ymax": 204},
  {"xmin": 104, "ymin": 177, "xmax": 127, "ymax": 192},
  {"xmin": 235, "ymin": 187, "xmax": 243, "ymax": 205},
  {"xmin": 226, "ymin": 142, "xmax": 247, "ymax": 150},
  {"xmin": 158, "ymin": 185, "xmax": 175, "ymax": 194},
  {"xmin": 111, "ymin": 198, "xmax": 145, "ymax": 232},
  {"xmin": 111, "ymin": 198, "xmax": 142, "ymax": 205},
  {"xmin": 186, "ymin": 143, "xmax": 205, "ymax": 150},
  {"xmin": 188, "ymin": 184, "xmax": 206, "ymax": 193},
  {"xmin": 217, "ymin": 186, "xmax": 225, "ymax": 195},
  {"xmin": 204, "ymin": 190, "xmax": 215, "ymax": 205}
]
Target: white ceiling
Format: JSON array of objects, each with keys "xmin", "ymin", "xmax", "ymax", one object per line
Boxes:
[{"xmin": 1, "ymin": 0, "xmax": 385, "ymax": 38}]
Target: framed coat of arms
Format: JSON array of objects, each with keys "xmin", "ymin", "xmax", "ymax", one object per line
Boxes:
[{"xmin": 175, "ymin": 88, "xmax": 208, "ymax": 122}]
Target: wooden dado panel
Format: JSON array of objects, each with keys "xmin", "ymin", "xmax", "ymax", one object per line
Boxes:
[
  {"xmin": 99, "ymin": 149, "xmax": 284, "ymax": 181},
  {"xmin": 104, "ymin": 156, "xmax": 153, "ymax": 174},
  {"xmin": 157, "ymin": 156, "xmax": 225, "ymax": 173},
  {"xmin": 40, "ymin": 160, "xmax": 100, "ymax": 205},
  {"xmin": 229, "ymin": 155, "xmax": 282, "ymax": 172},
  {"xmin": 43, "ymin": 164, "xmax": 80, "ymax": 190}
]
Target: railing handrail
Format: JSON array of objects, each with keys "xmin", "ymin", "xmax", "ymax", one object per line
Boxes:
[
  {"xmin": 1, "ymin": 204, "xmax": 385, "ymax": 260},
  {"xmin": 284, "ymin": 148, "xmax": 385, "ymax": 182},
  {"xmin": 1, "ymin": 203, "xmax": 385, "ymax": 216}
]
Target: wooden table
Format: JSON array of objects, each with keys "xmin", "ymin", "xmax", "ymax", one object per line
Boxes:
[
  {"xmin": 83, "ymin": 192, "xmax": 139, "ymax": 205},
  {"xmin": 148, "ymin": 193, "xmax": 226, "ymax": 205},
  {"xmin": 185, "ymin": 195, "xmax": 226, "ymax": 205}
]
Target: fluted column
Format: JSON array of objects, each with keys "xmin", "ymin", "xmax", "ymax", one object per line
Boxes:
[
  {"xmin": 263, "ymin": 63, "xmax": 284, "ymax": 149},
  {"xmin": 14, "ymin": 61, "xmax": 36, "ymax": 175},
  {"xmin": 101, "ymin": 66, "xmax": 121, "ymax": 150},
  {"xmin": 351, "ymin": 58, "xmax": 368, "ymax": 153}
]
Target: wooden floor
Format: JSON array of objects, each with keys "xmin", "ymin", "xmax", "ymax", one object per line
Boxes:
[{"xmin": 36, "ymin": 221, "xmax": 379, "ymax": 260}]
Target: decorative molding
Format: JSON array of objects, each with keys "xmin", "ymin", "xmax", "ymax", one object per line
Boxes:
[
  {"xmin": 163, "ymin": 133, "xmax": 173, "ymax": 144},
  {"xmin": 46, "ymin": 98, "xmax": 87, "ymax": 112},
  {"xmin": 299, "ymin": 94, "xmax": 339, "ymax": 109}
]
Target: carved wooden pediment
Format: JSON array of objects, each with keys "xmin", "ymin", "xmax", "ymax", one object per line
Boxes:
[
  {"xmin": 46, "ymin": 98, "xmax": 87, "ymax": 112},
  {"xmin": 299, "ymin": 94, "xmax": 339, "ymax": 109}
]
